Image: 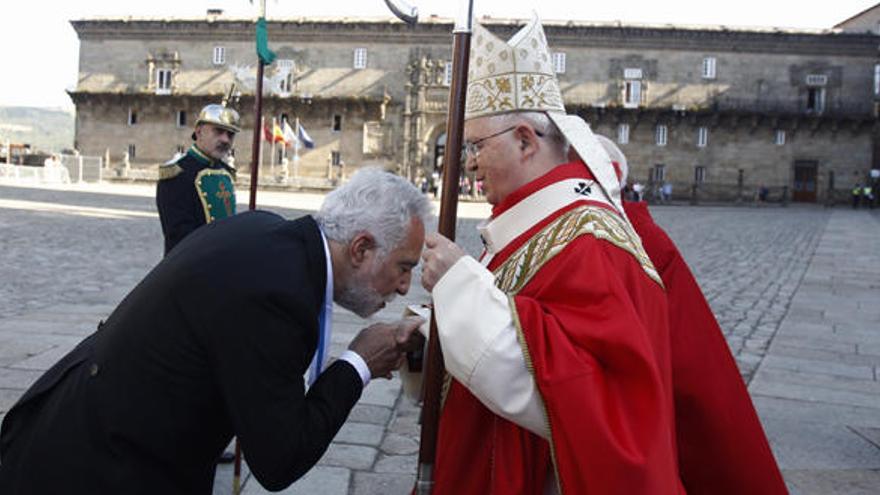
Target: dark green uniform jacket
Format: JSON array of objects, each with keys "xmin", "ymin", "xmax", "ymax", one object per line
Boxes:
[{"xmin": 156, "ymin": 145, "xmax": 237, "ymax": 255}]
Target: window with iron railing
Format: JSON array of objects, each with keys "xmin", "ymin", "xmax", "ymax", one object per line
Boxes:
[
  {"xmin": 553, "ymin": 52, "xmax": 566, "ymax": 74},
  {"xmin": 156, "ymin": 69, "xmax": 172, "ymax": 95},
  {"xmin": 697, "ymin": 127, "xmax": 708, "ymax": 148},
  {"xmin": 655, "ymin": 125, "xmax": 667, "ymax": 147},
  {"xmin": 353, "ymin": 48, "xmax": 368, "ymax": 69},
  {"xmin": 213, "ymin": 46, "xmax": 225, "ymax": 65},
  {"xmin": 702, "ymin": 57, "xmax": 716, "ymax": 79},
  {"xmin": 617, "ymin": 124, "xmax": 630, "ymax": 144}
]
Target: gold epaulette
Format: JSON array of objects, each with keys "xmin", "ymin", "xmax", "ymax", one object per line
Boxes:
[{"xmin": 158, "ymin": 163, "xmax": 184, "ymax": 180}]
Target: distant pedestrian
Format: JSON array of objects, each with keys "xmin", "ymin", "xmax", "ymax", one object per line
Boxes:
[
  {"xmin": 632, "ymin": 181, "xmax": 645, "ymax": 201},
  {"xmin": 662, "ymin": 181, "xmax": 673, "ymax": 203},
  {"xmin": 852, "ymin": 183, "xmax": 862, "ymax": 209},
  {"xmin": 863, "ymin": 184, "xmax": 875, "ymax": 209}
]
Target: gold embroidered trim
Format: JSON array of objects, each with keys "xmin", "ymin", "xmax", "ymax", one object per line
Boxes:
[
  {"xmin": 493, "ymin": 205, "xmax": 663, "ymax": 292},
  {"xmin": 491, "ymin": 205, "xmax": 660, "ymax": 495}
]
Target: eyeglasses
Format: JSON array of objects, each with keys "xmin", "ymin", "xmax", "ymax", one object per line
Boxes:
[{"xmin": 462, "ymin": 126, "xmax": 545, "ymax": 158}]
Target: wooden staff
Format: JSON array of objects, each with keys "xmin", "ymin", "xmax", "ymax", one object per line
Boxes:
[
  {"xmin": 380, "ymin": 0, "xmax": 474, "ymax": 492},
  {"xmin": 237, "ymin": 2, "xmax": 274, "ymax": 491}
]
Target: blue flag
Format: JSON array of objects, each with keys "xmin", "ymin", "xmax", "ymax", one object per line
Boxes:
[{"xmin": 298, "ymin": 123, "xmax": 315, "ymax": 149}]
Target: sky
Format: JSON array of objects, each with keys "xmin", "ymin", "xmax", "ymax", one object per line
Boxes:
[{"xmin": 0, "ymin": 0, "xmax": 877, "ymax": 110}]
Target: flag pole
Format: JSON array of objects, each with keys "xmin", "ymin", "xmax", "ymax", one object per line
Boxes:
[
  {"xmin": 294, "ymin": 117, "xmax": 301, "ymax": 179},
  {"xmin": 259, "ymin": 115, "xmax": 265, "ymax": 171},
  {"xmin": 248, "ymin": 0, "xmax": 274, "ymax": 211},
  {"xmin": 270, "ymin": 117, "xmax": 277, "ymax": 178},
  {"xmin": 239, "ymin": 1, "xmax": 274, "ymax": 489},
  {"xmin": 248, "ymin": 50, "xmax": 265, "ymax": 211}
]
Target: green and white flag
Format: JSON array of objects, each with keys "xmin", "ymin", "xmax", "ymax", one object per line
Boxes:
[{"xmin": 256, "ymin": 17, "xmax": 276, "ymax": 65}]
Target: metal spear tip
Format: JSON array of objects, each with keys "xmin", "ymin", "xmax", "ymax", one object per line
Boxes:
[{"xmin": 383, "ymin": 0, "xmax": 419, "ymax": 25}]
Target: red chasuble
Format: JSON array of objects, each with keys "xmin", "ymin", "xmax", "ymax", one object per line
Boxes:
[
  {"xmin": 624, "ymin": 201, "xmax": 788, "ymax": 495},
  {"xmin": 433, "ymin": 163, "xmax": 685, "ymax": 494}
]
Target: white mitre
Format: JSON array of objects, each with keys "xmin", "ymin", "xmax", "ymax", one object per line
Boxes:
[{"xmin": 465, "ymin": 15, "xmax": 625, "ymax": 216}]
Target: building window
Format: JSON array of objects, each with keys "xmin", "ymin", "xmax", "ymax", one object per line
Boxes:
[
  {"xmin": 332, "ymin": 114, "xmax": 342, "ymax": 132},
  {"xmin": 617, "ymin": 124, "xmax": 630, "ymax": 144},
  {"xmin": 702, "ymin": 57, "xmax": 716, "ymax": 79},
  {"xmin": 127, "ymin": 144, "xmax": 136, "ymax": 159},
  {"xmin": 805, "ymin": 74, "xmax": 828, "ymax": 86},
  {"xmin": 213, "ymin": 46, "xmax": 226, "ymax": 65},
  {"xmin": 623, "ymin": 68, "xmax": 642, "ymax": 108},
  {"xmin": 552, "ymin": 52, "xmax": 566, "ymax": 74},
  {"xmin": 276, "ymin": 59, "xmax": 295, "ymax": 93},
  {"xmin": 697, "ymin": 126, "xmax": 708, "ymax": 148},
  {"xmin": 127, "ymin": 108, "xmax": 137, "ymax": 126},
  {"xmin": 655, "ymin": 124, "xmax": 668, "ymax": 146},
  {"xmin": 353, "ymin": 48, "xmax": 368, "ymax": 69},
  {"xmin": 278, "ymin": 72, "xmax": 294, "ymax": 93},
  {"xmin": 874, "ymin": 64, "xmax": 880, "ymax": 95},
  {"xmin": 443, "ymin": 62, "xmax": 453, "ymax": 86},
  {"xmin": 806, "ymin": 87, "xmax": 826, "ymax": 113},
  {"xmin": 652, "ymin": 164, "xmax": 666, "ymax": 182},
  {"xmin": 331, "ymin": 150, "xmax": 342, "ymax": 166},
  {"xmin": 176, "ymin": 110, "xmax": 186, "ymax": 127},
  {"xmin": 775, "ymin": 129, "xmax": 786, "ymax": 146},
  {"xmin": 623, "ymin": 81, "xmax": 641, "ymax": 108},
  {"xmin": 156, "ymin": 68, "xmax": 172, "ymax": 94},
  {"xmin": 624, "ymin": 68, "xmax": 642, "ymax": 79},
  {"xmin": 694, "ymin": 166, "xmax": 706, "ymax": 184}
]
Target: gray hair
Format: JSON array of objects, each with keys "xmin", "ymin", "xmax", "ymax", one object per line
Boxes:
[
  {"xmin": 315, "ymin": 167, "xmax": 432, "ymax": 254},
  {"xmin": 488, "ymin": 111, "xmax": 570, "ymax": 155}
]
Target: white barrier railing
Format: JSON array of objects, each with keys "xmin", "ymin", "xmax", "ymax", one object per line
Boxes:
[
  {"xmin": 0, "ymin": 155, "xmax": 104, "ymax": 185},
  {"xmin": 59, "ymin": 154, "xmax": 103, "ymax": 183},
  {"xmin": 0, "ymin": 163, "xmax": 71, "ymax": 184}
]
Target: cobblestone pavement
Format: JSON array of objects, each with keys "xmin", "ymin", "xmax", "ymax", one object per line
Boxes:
[{"xmin": 1, "ymin": 182, "xmax": 874, "ymax": 494}]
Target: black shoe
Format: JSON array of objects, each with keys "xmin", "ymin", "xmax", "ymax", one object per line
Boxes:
[{"xmin": 217, "ymin": 450, "xmax": 236, "ymax": 464}]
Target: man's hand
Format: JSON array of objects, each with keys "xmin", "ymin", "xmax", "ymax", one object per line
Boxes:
[
  {"xmin": 349, "ymin": 316, "xmax": 425, "ymax": 379},
  {"xmin": 421, "ymin": 232, "xmax": 466, "ymax": 292}
]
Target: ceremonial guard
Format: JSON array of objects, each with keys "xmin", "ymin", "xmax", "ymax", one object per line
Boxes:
[{"xmin": 156, "ymin": 102, "xmax": 240, "ymax": 255}]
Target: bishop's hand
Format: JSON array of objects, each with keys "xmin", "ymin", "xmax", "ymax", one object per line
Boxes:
[{"xmin": 420, "ymin": 232, "xmax": 466, "ymax": 292}]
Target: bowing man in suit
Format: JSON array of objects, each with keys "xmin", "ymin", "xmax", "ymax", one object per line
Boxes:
[{"xmin": 0, "ymin": 168, "xmax": 431, "ymax": 494}]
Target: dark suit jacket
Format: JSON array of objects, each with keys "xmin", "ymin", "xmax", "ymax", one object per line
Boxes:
[{"xmin": 0, "ymin": 211, "xmax": 363, "ymax": 494}]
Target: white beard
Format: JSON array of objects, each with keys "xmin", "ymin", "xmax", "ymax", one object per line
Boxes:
[{"xmin": 335, "ymin": 261, "xmax": 396, "ymax": 318}]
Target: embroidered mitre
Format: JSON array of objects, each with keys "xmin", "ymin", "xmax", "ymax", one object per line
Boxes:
[{"xmin": 465, "ymin": 17, "xmax": 564, "ymax": 120}]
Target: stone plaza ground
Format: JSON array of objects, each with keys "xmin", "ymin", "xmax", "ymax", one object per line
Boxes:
[{"xmin": 0, "ymin": 181, "xmax": 879, "ymax": 494}]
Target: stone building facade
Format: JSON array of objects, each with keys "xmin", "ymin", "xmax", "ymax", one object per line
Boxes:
[{"xmin": 69, "ymin": 13, "xmax": 880, "ymax": 202}]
